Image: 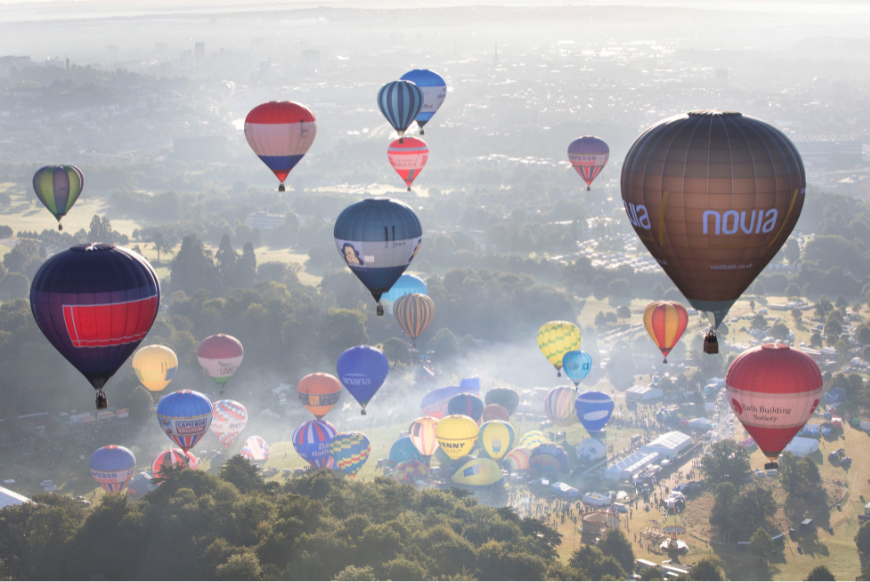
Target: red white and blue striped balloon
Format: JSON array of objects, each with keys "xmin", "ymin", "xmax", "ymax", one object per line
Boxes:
[
  {"xmin": 292, "ymin": 420, "xmax": 337, "ymax": 468},
  {"xmin": 156, "ymin": 390, "xmax": 213, "ymax": 452},
  {"xmin": 89, "ymin": 445, "xmax": 137, "ymax": 493},
  {"xmin": 241, "ymin": 436, "xmax": 270, "ymax": 461},
  {"xmin": 388, "ymin": 137, "xmax": 428, "ymax": 191},
  {"xmin": 244, "ymin": 101, "xmax": 317, "ymax": 191},
  {"xmin": 568, "ymin": 136, "xmax": 609, "ymax": 190}
]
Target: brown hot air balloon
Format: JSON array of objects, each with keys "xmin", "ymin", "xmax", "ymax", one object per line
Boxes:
[{"xmin": 621, "ymin": 110, "xmax": 805, "ymax": 350}]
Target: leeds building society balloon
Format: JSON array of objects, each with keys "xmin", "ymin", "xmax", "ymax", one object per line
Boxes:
[
  {"xmin": 377, "ymin": 80, "xmax": 424, "ymax": 142},
  {"xmin": 537, "ymin": 321, "xmax": 582, "ymax": 377},
  {"xmin": 644, "ymin": 302, "xmax": 689, "ymax": 364},
  {"xmin": 197, "ymin": 334, "xmax": 244, "ymax": 391},
  {"xmin": 334, "ymin": 198, "xmax": 423, "ymax": 316},
  {"xmin": 211, "ymin": 400, "xmax": 248, "ymax": 449},
  {"xmin": 621, "ymin": 110, "xmax": 806, "ymax": 349},
  {"xmin": 568, "ymin": 136, "xmax": 609, "ymax": 191},
  {"xmin": 32, "ymin": 165, "xmax": 83, "ymax": 230},
  {"xmin": 244, "ymin": 101, "xmax": 316, "ymax": 192},
  {"xmin": 156, "ymin": 390, "xmax": 214, "ymax": 452},
  {"xmin": 399, "ymin": 69, "xmax": 447, "ymax": 135},
  {"xmin": 394, "ymin": 293, "xmax": 435, "ymax": 347},
  {"xmin": 30, "ymin": 244, "xmax": 160, "ymax": 410},
  {"xmin": 726, "ymin": 344, "xmax": 822, "ymax": 469},
  {"xmin": 388, "ymin": 137, "xmax": 428, "ymax": 192},
  {"xmin": 89, "ymin": 445, "xmax": 137, "ymax": 493},
  {"xmin": 132, "ymin": 345, "xmax": 178, "ymax": 392},
  {"xmin": 336, "ymin": 345, "xmax": 390, "ymax": 415}
]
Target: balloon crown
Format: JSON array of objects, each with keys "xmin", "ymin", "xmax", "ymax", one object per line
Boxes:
[
  {"xmin": 72, "ymin": 243, "xmax": 116, "ymax": 252},
  {"xmin": 761, "ymin": 343, "xmax": 790, "ymax": 351},
  {"xmin": 687, "ymin": 110, "xmax": 742, "ymax": 117}
]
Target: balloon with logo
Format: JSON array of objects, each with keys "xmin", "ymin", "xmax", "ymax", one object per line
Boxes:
[
  {"xmin": 452, "ymin": 458, "xmax": 503, "ymax": 486},
  {"xmin": 132, "ymin": 345, "xmax": 178, "ymax": 392},
  {"xmin": 381, "ymin": 274, "xmax": 427, "ymax": 316},
  {"xmin": 644, "ymin": 302, "xmax": 689, "ymax": 363},
  {"xmin": 537, "ymin": 321, "xmax": 582, "ymax": 377},
  {"xmin": 576, "ymin": 438, "xmax": 607, "ymax": 462},
  {"xmin": 485, "ymin": 388, "xmax": 519, "ymax": 416},
  {"xmin": 544, "ymin": 387, "xmax": 579, "ymax": 428},
  {"xmin": 502, "ymin": 447, "xmax": 532, "ymax": 472},
  {"xmin": 334, "ymin": 198, "xmax": 423, "ymax": 316},
  {"xmin": 562, "ymin": 350, "xmax": 593, "ymax": 388},
  {"xmin": 447, "ymin": 393, "xmax": 484, "ymax": 425},
  {"xmin": 568, "ymin": 136, "xmax": 609, "ymax": 191},
  {"xmin": 197, "ymin": 334, "xmax": 244, "ymax": 390},
  {"xmin": 399, "ymin": 69, "xmax": 447, "ymax": 134},
  {"xmin": 32, "ymin": 164, "xmax": 84, "ymax": 230},
  {"xmin": 409, "ymin": 416, "xmax": 440, "ymax": 457},
  {"xmin": 211, "ymin": 400, "xmax": 248, "ymax": 449},
  {"xmin": 388, "ymin": 137, "xmax": 428, "ymax": 192},
  {"xmin": 393, "ymin": 459, "xmax": 429, "ymax": 486},
  {"xmin": 297, "ymin": 373, "xmax": 342, "ymax": 420},
  {"xmin": 389, "ymin": 435, "xmax": 424, "ymax": 465},
  {"xmin": 30, "ymin": 243, "xmax": 160, "ymax": 409},
  {"xmin": 331, "ymin": 432, "xmax": 371, "ymax": 478},
  {"xmin": 482, "ymin": 404, "xmax": 510, "ymax": 423},
  {"xmin": 377, "ymin": 80, "xmax": 424, "ymax": 141},
  {"xmin": 421, "ymin": 385, "xmax": 467, "ymax": 419},
  {"xmin": 187, "ymin": 451, "xmax": 199, "ymax": 470},
  {"xmin": 394, "ymin": 293, "xmax": 435, "ymax": 347},
  {"xmin": 575, "ymin": 391, "xmax": 615, "ymax": 434},
  {"xmin": 726, "ymin": 344, "xmax": 822, "ymax": 468},
  {"xmin": 292, "ymin": 420, "xmax": 337, "ymax": 469},
  {"xmin": 244, "ymin": 101, "xmax": 316, "ymax": 192},
  {"xmin": 435, "ymin": 415, "xmax": 479, "ymax": 460},
  {"xmin": 89, "ymin": 445, "xmax": 137, "ymax": 493},
  {"xmin": 336, "ymin": 346, "xmax": 389, "ymax": 415},
  {"xmin": 240, "ymin": 436, "xmax": 270, "ymax": 462},
  {"xmin": 151, "ymin": 448, "xmax": 195, "ymax": 479},
  {"xmin": 478, "ymin": 420, "xmax": 515, "ymax": 462},
  {"xmin": 621, "ymin": 110, "xmax": 806, "ymax": 335},
  {"xmin": 156, "ymin": 390, "xmax": 213, "ymax": 452}
]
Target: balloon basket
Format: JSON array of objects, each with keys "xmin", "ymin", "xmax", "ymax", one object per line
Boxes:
[
  {"xmin": 587, "ymin": 186, "xmax": 591, "ymax": 191},
  {"xmin": 95, "ymin": 390, "xmax": 108, "ymax": 410},
  {"xmin": 58, "ymin": 224, "xmax": 63, "ymax": 231},
  {"xmin": 377, "ymin": 304, "xmax": 384, "ymax": 316},
  {"xmin": 361, "ymin": 409, "xmax": 366, "ymax": 416},
  {"xmin": 663, "ymin": 357, "xmax": 668, "ymax": 364},
  {"xmin": 419, "ymin": 129, "xmax": 425, "ymax": 135},
  {"xmin": 278, "ymin": 183, "xmax": 285, "ymax": 192},
  {"xmin": 407, "ymin": 187, "xmax": 411, "ymax": 192},
  {"xmin": 764, "ymin": 461, "xmax": 779, "ymax": 470},
  {"xmin": 703, "ymin": 332, "xmax": 719, "ymax": 355}
]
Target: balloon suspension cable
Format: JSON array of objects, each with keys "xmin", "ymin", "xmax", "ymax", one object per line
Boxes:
[
  {"xmin": 278, "ymin": 183, "xmax": 285, "ymax": 192},
  {"xmin": 95, "ymin": 390, "xmax": 108, "ymax": 410},
  {"xmin": 377, "ymin": 303, "xmax": 384, "ymax": 316}
]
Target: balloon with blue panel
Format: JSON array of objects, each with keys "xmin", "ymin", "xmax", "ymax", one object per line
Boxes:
[
  {"xmin": 377, "ymin": 80, "xmax": 423, "ymax": 141},
  {"xmin": 399, "ymin": 69, "xmax": 447, "ymax": 135},
  {"xmin": 381, "ymin": 274, "xmax": 427, "ymax": 315},
  {"xmin": 334, "ymin": 198, "xmax": 423, "ymax": 316},
  {"xmin": 244, "ymin": 101, "xmax": 316, "ymax": 192},
  {"xmin": 336, "ymin": 345, "xmax": 390, "ymax": 415},
  {"xmin": 389, "ymin": 436, "xmax": 425, "ymax": 465},
  {"xmin": 292, "ymin": 420, "xmax": 337, "ymax": 469},
  {"xmin": 157, "ymin": 390, "xmax": 214, "ymax": 452},
  {"xmin": 89, "ymin": 445, "xmax": 137, "ymax": 493},
  {"xmin": 575, "ymin": 391, "xmax": 615, "ymax": 434},
  {"xmin": 563, "ymin": 350, "xmax": 593, "ymax": 387}
]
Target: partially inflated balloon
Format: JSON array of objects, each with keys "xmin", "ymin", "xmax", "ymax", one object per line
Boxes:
[
  {"xmin": 297, "ymin": 373, "xmax": 342, "ymax": 420},
  {"xmin": 408, "ymin": 416, "xmax": 440, "ymax": 457},
  {"xmin": 421, "ymin": 385, "xmax": 466, "ymax": 419},
  {"xmin": 331, "ymin": 432, "xmax": 371, "ymax": 478},
  {"xmin": 156, "ymin": 390, "xmax": 213, "ymax": 452},
  {"xmin": 388, "ymin": 137, "xmax": 428, "ymax": 191},
  {"xmin": 389, "ymin": 436, "xmax": 424, "ymax": 465},
  {"xmin": 447, "ymin": 393, "xmax": 484, "ymax": 425},
  {"xmin": 644, "ymin": 302, "xmax": 689, "ymax": 363},
  {"xmin": 530, "ymin": 444, "xmax": 570, "ymax": 473},
  {"xmin": 292, "ymin": 420, "xmax": 337, "ymax": 468},
  {"xmin": 726, "ymin": 344, "xmax": 822, "ymax": 466},
  {"xmin": 197, "ymin": 334, "xmax": 244, "ymax": 388},
  {"xmin": 485, "ymin": 388, "xmax": 519, "ymax": 416},
  {"xmin": 518, "ymin": 431, "xmax": 549, "ymax": 450},
  {"xmin": 544, "ymin": 387, "xmax": 579, "ymax": 428},
  {"xmin": 537, "ymin": 321, "xmax": 582, "ymax": 376},
  {"xmin": 381, "ymin": 274, "xmax": 427, "ymax": 315},
  {"xmin": 436, "ymin": 415, "xmax": 479, "ymax": 460},
  {"xmin": 336, "ymin": 346, "xmax": 389, "ymax": 414},
  {"xmin": 394, "ymin": 293, "xmax": 434, "ymax": 346},
  {"xmin": 89, "ymin": 445, "xmax": 136, "ymax": 493},
  {"xmin": 377, "ymin": 80, "xmax": 424, "ymax": 140},
  {"xmin": 211, "ymin": 400, "xmax": 248, "ymax": 449},
  {"xmin": 32, "ymin": 165, "xmax": 83, "ymax": 230},
  {"xmin": 399, "ymin": 69, "xmax": 446, "ymax": 134},
  {"xmin": 151, "ymin": 448, "xmax": 195, "ymax": 479},
  {"xmin": 452, "ymin": 458, "xmax": 503, "ymax": 486},
  {"xmin": 563, "ymin": 350, "xmax": 593, "ymax": 387},
  {"xmin": 568, "ymin": 136, "xmax": 609, "ymax": 191},
  {"xmin": 478, "ymin": 421, "xmax": 515, "ymax": 462},
  {"xmin": 241, "ymin": 436, "xmax": 270, "ymax": 461},
  {"xmin": 394, "ymin": 460, "xmax": 429, "ymax": 485},
  {"xmin": 334, "ymin": 198, "xmax": 423, "ymax": 315},
  {"xmin": 132, "ymin": 345, "xmax": 178, "ymax": 392},
  {"xmin": 576, "ymin": 438, "xmax": 607, "ymax": 462},
  {"xmin": 502, "ymin": 447, "xmax": 531, "ymax": 472},
  {"xmin": 574, "ymin": 391, "xmax": 614, "ymax": 433},
  {"xmin": 244, "ymin": 101, "xmax": 316, "ymax": 192},
  {"xmin": 621, "ymin": 110, "xmax": 806, "ymax": 330},
  {"xmin": 482, "ymin": 404, "xmax": 510, "ymax": 423}
]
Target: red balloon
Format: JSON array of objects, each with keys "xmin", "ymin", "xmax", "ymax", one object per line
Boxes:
[
  {"xmin": 388, "ymin": 137, "xmax": 428, "ymax": 191},
  {"xmin": 725, "ymin": 344, "xmax": 822, "ymax": 465},
  {"xmin": 482, "ymin": 404, "xmax": 510, "ymax": 423}
]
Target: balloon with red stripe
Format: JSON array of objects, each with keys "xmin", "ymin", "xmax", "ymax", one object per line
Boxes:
[
  {"xmin": 643, "ymin": 301, "xmax": 689, "ymax": 363},
  {"xmin": 408, "ymin": 416, "xmax": 440, "ymax": 457},
  {"xmin": 151, "ymin": 448, "xmax": 196, "ymax": 479},
  {"xmin": 292, "ymin": 420, "xmax": 337, "ymax": 468},
  {"xmin": 568, "ymin": 136, "xmax": 609, "ymax": 191},
  {"xmin": 726, "ymin": 344, "xmax": 822, "ymax": 468},
  {"xmin": 156, "ymin": 390, "xmax": 213, "ymax": 453},
  {"xmin": 244, "ymin": 101, "xmax": 317, "ymax": 192},
  {"xmin": 388, "ymin": 137, "xmax": 428, "ymax": 191},
  {"xmin": 89, "ymin": 445, "xmax": 137, "ymax": 493},
  {"xmin": 30, "ymin": 243, "xmax": 160, "ymax": 409}
]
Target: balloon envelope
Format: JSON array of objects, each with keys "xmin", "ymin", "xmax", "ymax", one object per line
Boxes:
[
  {"xmin": 377, "ymin": 80, "xmax": 424, "ymax": 137},
  {"xmin": 726, "ymin": 344, "xmax": 822, "ymax": 461},
  {"xmin": 537, "ymin": 321, "xmax": 582, "ymax": 375},
  {"xmin": 157, "ymin": 390, "xmax": 213, "ymax": 452},
  {"xmin": 292, "ymin": 420, "xmax": 337, "ymax": 468},
  {"xmin": 452, "ymin": 458, "xmax": 503, "ymax": 486},
  {"xmin": 482, "ymin": 404, "xmax": 510, "ymax": 423},
  {"xmin": 388, "ymin": 137, "xmax": 428, "ymax": 190},
  {"xmin": 89, "ymin": 445, "xmax": 137, "ymax": 493},
  {"xmin": 502, "ymin": 447, "xmax": 532, "ymax": 472},
  {"xmin": 393, "ymin": 459, "xmax": 429, "ymax": 485},
  {"xmin": 32, "ymin": 165, "xmax": 83, "ymax": 228},
  {"xmin": 421, "ymin": 385, "xmax": 468, "ymax": 419},
  {"xmin": 244, "ymin": 101, "xmax": 316, "ymax": 188},
  {"xmin": 399, "ymin": 69, "xmax": 446, "ymax": 130},
  {"xmin": 151, "ymin": 448, "xmax": 195, "ymax": 479},
  {"xmin": 621, "ymin": 110, "xmax": 806, "ymax": 329},
  {"xmin": 576, "ymin": 438, "xmax": 607, "ymax": 462},
  {"xmin": 518, "ymin": 431, "xmax": 550, "ymax": 450},
  {"xmin": 529, "ymin": 444, "xmax": 570, "ymax": 473},
  {"xmin": 336, "ymin": 346, "xmax": 389, "ymax": 412},
  {"xmin": 644, "ymin": 302, "xmax": 689, "ymax": 362},
  {"xmin": 211, "ymin": 400, "xmax": 248, "ymax": 449},
  {"xmin": 331, "ymin": 432, "xmax": 371, "ymax": 477},
  {"xmin": 408, "ymin": 416, "xmax": 440, "ymax": 457},
  {"xmin": 132, "ymin": 345, "xmax": 178, "ymax": 392},
  {"xmin": 485, "ymin": 388, "xmax": 519, "ymax": 416},
  {"xmin": 240, "ymin": 436, "xmax": 270, "ymax": 461},
  {"xmin": 575, "ymin": 391, "xmax": 615, "ymax": 433},
  {"xmin": 297, "ymin": 373, "xmax": 342, "ymax": 420},
  {"xmin": 197, "ymin": 334, "xmax": 244, "ymax": 387},
  {"xmin": 381, "ymin": 274, "xmax": 427, "ymax": 315},
  {"xmin": 436, "ymin": 415, "xmax": 479, "ymax": 460},
  {"xmin": 563, "ymin": 350, "xmax": 593, "ymax": 386},
  {"xmin": 544, "ymin": 387, "xmax": 579, "ymax": 428},
  {"xmin": 447, "ymin": 393, "xmax": 484, "ymax": 424},
  {"xmin": 568, "ymin": 136, "xmax": 609, "ymax": 189},
  {"xmin": 389, "ymin": 436, "xmax": 424, "ymax": 465},
  {"xmin": 478, "ymin": 421, "xmax": 516, "ymax": 462},
  {"xmin": 394, "ymin": 293, "xmax": 435, "ymax": 345}
]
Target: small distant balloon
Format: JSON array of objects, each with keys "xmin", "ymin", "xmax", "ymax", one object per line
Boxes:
[{"xmin": 32, "ymin": 165, "xmax": 83, "ymax": 230}]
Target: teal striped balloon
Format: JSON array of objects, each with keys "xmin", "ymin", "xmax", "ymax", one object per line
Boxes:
[{"xmin": 32, "ymin": 165, "xmax": 83, "ymax": 230}]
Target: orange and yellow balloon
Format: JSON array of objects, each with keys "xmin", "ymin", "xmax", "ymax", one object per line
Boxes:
[
  {"xmin": 297, "ymin": 373, "xmax": 342, "ymax": 419},
  {"xmin": 132, "ymin": 345, "xmax": 178, "ymax": 392},
  {"xmin": 643, "ymin": 302, "xmax": 689, "ymax": 364}
]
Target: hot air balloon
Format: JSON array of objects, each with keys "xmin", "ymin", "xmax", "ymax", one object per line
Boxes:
[
  {"xmin": 574, "ymin": 391, "xmax": 615, "ymax": 434},
  {"xmin": 334, "ymin": 198, "xmax": 423, "ymax": 316},
  {"xmin": 436, "ymin": 415, "xmax": 479, "ymax": 460},
  {"xmin": 89, "ymin": 445, "xmax": 137, "ymax": 493},
  {"xmin": 244, "ymin": 101, "xmax": 316, "ymax": 192},
  {"xmin": 563, "ymin": 350, "xmax": 593, "ymax": 387},
  {"xmin": 197, "ymin": 334, "xmax": 244, "ymax": 391},
  {"xmin": 408, "ymin": 416, "xmax": 440, "ymax": 457},
  {"xmin": 151, "ymin": 448, "xmax": 195, "ymax": 479},
  {"xmin": 482, "ymin": 404, "xmax": 510, "ymax": 423},
  {"xmin": 336, "ymin": 346, "xmax": 389, "ymax": 415},
  {"xmin": 389, "ymin": 436, "xmax": 425, "ymax": 465},
  {"xmin": 447, "ymin": 393, "xmax": 484, "ymax": 425},
  {"xmin": 568, "ymin": 136, "xmax": 609, "ymax": 191},
  {"xmin": 502, "ymin": 447, "xmax": 532, "ymax": 472},
  {"xmin": 211, "ymin": 400, "xmax": 248, "ymax": 449},
  {"xmin": 393, "ymin": 459, "xmax": 429, "ymax": 485},
  {"xmin": 292, "ymin": 420, "xmax": 337, "ymax": 469},
  {"xmin": 399, "ymin": 69, "xmax": 447, "ymax": 134},
  {"xmin": 421, "ymin": 385, "xmax": 467, "ymax": 419},
  {"xmin": 240, "ymin": 436, "xmax": 270, "ymax": 461},
  {"xmin": 297, "ymin": 373, "xmax": 342, "ymax": 420},
  {"xmin": 381, "ymin": 274, "xmax": 427, "ymax": 316},
  {"xmin": 529, "ymin": 444, "xmax": 570, "ymax": 473},
  {"xmin": 32, "ymin": 165, "xmax": 83, "ymax": 230},
  {"xmin": 644, "ymin": 302, "xmax": 689, "ymax": 364},
  {"xmin": 30, "ymin": 243, "xmax": 160, "ymax": 409},
  {"xmin": 377, "ymin": 80, "xmax": 424, "ymax": 142},
  {"xmin": 621, "ymin": 111, "xmax": 806, "ymax": 350},
  {"xmin": 478, "ymin": 420, "xmax": 515, "ymax": 462},
  {"xmin": 388, "ymin": 137, "xmax": 428, "ymax": 192},
  {"xmin": 132, "ymin": 345, "xmax": 178, "ymax": 392},
  {"xmin": 726, "ymin": 344, "xmax": 822, "ymax": 469},
  {"xmin": 331, "ymin": 432, "xmax": 371, "ymax": 478},
  {"xmin": 452, "ymin": 458, "xmax": 503, "ymax": 486},
  {"xmin": 156, "ymin": 390, "xmax": 213, "ymax": 452},
  {"xmin": 576, "ymin": 438, "xmax": 607, "ymax": 462},
  {"xmin": 537, "ymin": 321, "xmax": 582, "ymax": 377},
  {"xmin": 126, "ymin": 472, "xmax": 157, "ymax": 500},
  {"xmin": 544, "ymin": 387, "xmax": 579, "ymax": 428},
  {"xmin": 187, "ymin": 451, "xmax": 199, "ymax": 470},
  {"xmin": 485, "ymin": 388, "xmax": 519, "ymax": 416},
  {"xmin": 394, "ymin": 293, "xmax": 434, "ymax": 346},
  {"xmin": 518, "ymin": 431, "xmax": 549, "ymax": 450}
]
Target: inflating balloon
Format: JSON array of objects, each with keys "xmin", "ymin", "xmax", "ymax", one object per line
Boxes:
[
  {"xmin": 518, "ymin": 431, "xmax": 549, "ymax": 450},
  {"xmin": 644, "ymin": 302, "xmax": 689, "ymax": 363},
  {"xmin": 399, "ymin": 69, "xmax": 446, "ymax": 134},
  {"xmin": 408, "ymin": 416, "xmax": 440, "ymax": 457},
  {"xmin": 292, "ymin": 420, "xmax": 337, "ymax": 469},
  {"xmin": 388, "ymin": 137, "xmax": 428, "ymax": 191},
  {"xmin": 482, "ymin": 404, "xmax": 510, "ymax": 423},
  {"xmin": 331, "ymin": 432, "xmax": 371, "ymax": 478},
  {"xmin": 244, "ymin": 101, "xmax": 316, "ymax": 192},
  {"xmin": 381, "ymin": 274, "xmax": 427, "ymax": 316},
  {"xmin": 151, "ymin": 448, "xmax": 195, "ymax": 479},
  {"xmin": 240, "ymin": 436, "xmax": 270, "ymax": 461},
  {"xmin": 530, "ymin": 444, "xmax": 570, "ymax": 473},
  {"xmin": 562, "ymin": 350, "xmax": 593, "ymax": 387},
  {"xmin": 32, "ymin": 165, "xmax": 83, "ymax": 230},
  {"xmin": 197, "ymin": 334, "xmax": 244, "ymax": 391},
  {"xmin": 89, "ymin": 445, "xmax": 137, "ymax": 493},
  {"xmin": 377, "ymin": 80, "xmax": 424, "ymax": 141},
  {"xmin": 576, "ymin": 438, "xmax": 607, "ymax": 462},
  {"xmin": 393, "ymin": 459, "xmax": 429, "ymax": 485},
  {"xmin": 478, "ymin": 421, "xmax": 515, "ymax": 462},
  {"xmin": 436, "ymin": 415, "xmax": 479, "ymax": 460},
  {"xmin": 537, "ymin": 321, "xmax": 582, "ymax": 376},
  {"xmin": 132, "ymin": 345, "xmax": 178, "ymax": 392},
  {"xmin": 389, "ymin": 436, "xmax": 425, "ymax": 465},
  {"xmin": 502, "ymin": 447, "xmax": 532, "ymax": 472},
  {"xmin": 447, "ymin": 393, "xmax": 484, "ymax": 425},
  {"xmin": 544, "ymin": 387, "xmax": 579, "ymax": 428},
  {"xmin": 574, "ymin": 391, "xmax": 615, "ymax": 434},
  {"xmin": 568, "ymin": 136, "xmax": 609, "ymax": 191},
  {"xmin": 485, "ymin": 388, "xmax": 519, "ymax": 416},
  {"xmin": 211, "ymin": 400, "xmax": 248, "ymax": 449},
  {"xmin": 30, "ymin": 244, "xmax": 160, "ymax": 409},
  {"xmin": 336, "ymin": 346, "xmax": 389, "ymax": 415},
  {"xmin": 297, "ymin": 373, "xmax": 342, "ymax": 420},
  {"xmin": 394, "ymin": 293, "xmax": 435, "ymax": 346},
  {"xmin": 421, "ymin": 385, "xmax": 467, "ymax": 419},
  {"xmin": 156, "ymin": 390, "xmax": 213, "ymax": 452},
  {"xmin": 452, "ymin": 458, "xmax": 503, "ymax": 486}
]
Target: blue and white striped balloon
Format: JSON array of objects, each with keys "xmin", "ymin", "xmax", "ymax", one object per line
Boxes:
[
  {"xmin": 574, "ymin": 391, "xmax": 614, "ymax": 433},
  {"xmin": 377, "ymin": 80, "xmax": 424, "ymax": 139}
]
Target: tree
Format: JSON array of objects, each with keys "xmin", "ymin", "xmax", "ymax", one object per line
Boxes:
[
  {"xmin": 216, "ymin": 552, "xmax": 261, "ymax": 581},
  {"xmin": 825, "ymin": 313, "xmax": 843, "ymax": 338},
  {"xmin": 792, "ymin": 308, "xmax": 803, "ymax": 326},
  {"xmin": 810, "ymin": 332, "xmax": 823, "ymax": 348},
  {"xmin": 856, "ymin": 323, "xmax": 870, "ymax": 345},
  {"xmin": 786, "ymin": 282, "xmax": 802, "ymax": 298},
  {"xmin": 0, "ymin": 273, "xmax": 30, "ymax": 300},
  {"xmin": 152, "ymin": 231, "xmax": 170, "ymax": 263},
  {"xmin": 616, "ymin": 305, "xmax": 632, "ymax": 321},
  {"xmin": 750, "ymin": 313, "xmax": 768, "ymax": 330},
  {"xmin": 598, "ymin": 528, "xmax": 634, "ymax": 574},
  {"xmin": 805, "ymin": 565, "xmax": 835, "ymax": 581},
  {"xmin": 855, "ymin": 521, "xmax": 870, "ymax": 555},
  {"xmin": 428, "ymin": 329, "xmax": 459, "ymax": 360},
  {"xmin": 783, "ymin": 238, "xmax": 801, "ymax": 264},
  {"xmin": 701, "ymin": 440, "xmax": 751, "ymax": 486},
  {"xmin": 219, "ymin": 455, "xmax": 265, "ymax": 494},
  {"xmin": 216, "ymin": 234, "xmax": 237, "ymax": 289},
  {"xmin": 606, "ymin": 278, "xmax": 630, "ymax": 300},
  {"xmin": 753, "ymin": 279, "xmax": 765, "ymax": 296},
  {"xmin": 814, "ymin": 295, "xmax": 833, "ymax": 319},
  {"xmin": 592, "ymin": 275, "xmax": 607, "ymax": 299},
  {"xmin": 382, "ymin": 337, "xmax": 412, "ymax": 366},
  {"xmin": 690, "ymin": 557, "xmax": 725, "ymax": 581},
  {"xmin": 749, "ymin": 527, "xmax": 773, "ymax": 558},
  {"xmin": 568, "ymin": 545, "xmax": 626, "ymax": 581},
  {"xmin": 750, "ymin": 299, "xmax": 756, "ymax": 312},
  {"xmin": 318, "ymin": 309, "xmax": 369, "ymax": 360},
  {"xmin": 236, "ymin": 243, "xmax": 257, "ymax": 288},
  {"xmin": 835, "ymin": 295, "xmax": 848, "ymax": 309},
  {"xmin": 332, "ymin": 565, "xmax": 376, "ymax": 581},
  {"xmin": 170, "ymin": 235, "xmax": 221, "ymax": 296},
  {"xmin": 88, "ymin": 214, "xmax": 114, "ymax": 243},
  {"xmin": 771, "ymin": 321, "xmax": 790, "ymax": 340},
  {"xmin": 3, "ymin": 240, "xmax": 42, "ymax": 278},
  {"xmin": 127, "ymin": 385, "xmax": 154, "ymax": 425}
]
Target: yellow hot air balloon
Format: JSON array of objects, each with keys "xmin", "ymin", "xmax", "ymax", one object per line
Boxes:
[
  {"xmin": 478, "ymin": 420, "xmax": 516, "ymax": 462},
  {"xmin": 132, "ymin": 345, "xmax": 178, "ymax": 392},
  {"xmin": 435, "ymin": 415, "xmax": 479, "ymax": 460},
  {"xmin": 451, "ymin": 458, "xmax": 503, "ymax": 486},
  {"xmin": 537, "ymin": 321, "xmax": 582, "ymax": 376}
]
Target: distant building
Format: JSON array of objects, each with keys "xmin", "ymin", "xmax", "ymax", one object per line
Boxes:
[
  {"xmin": 626, "ymin": 385, "xmax": 663, "ymax": 403},
  {"xmin": 605, "ymin": 451, "xmax": 659, "ymax": 480},
  {"xmin": 195, "ymin": 42, "xmax": 205, "ymax": 60},
  {"xmin": 794, "ymin": 136, "xmax": 862, "ymax": 171},
  {"xmin": 173, "ymin": 136, "xmax": 227, "ymax": 161},
  {"xmin": 640, "ymin": 431, "xmax": 692, "ymax": 461},
  {"xmin": 0, "ymin": 486, "xmax": 30, "ymax": 509},
  {"xmin": 246, "ymin": 211, "xmax": 284, "ymax": 231}
]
